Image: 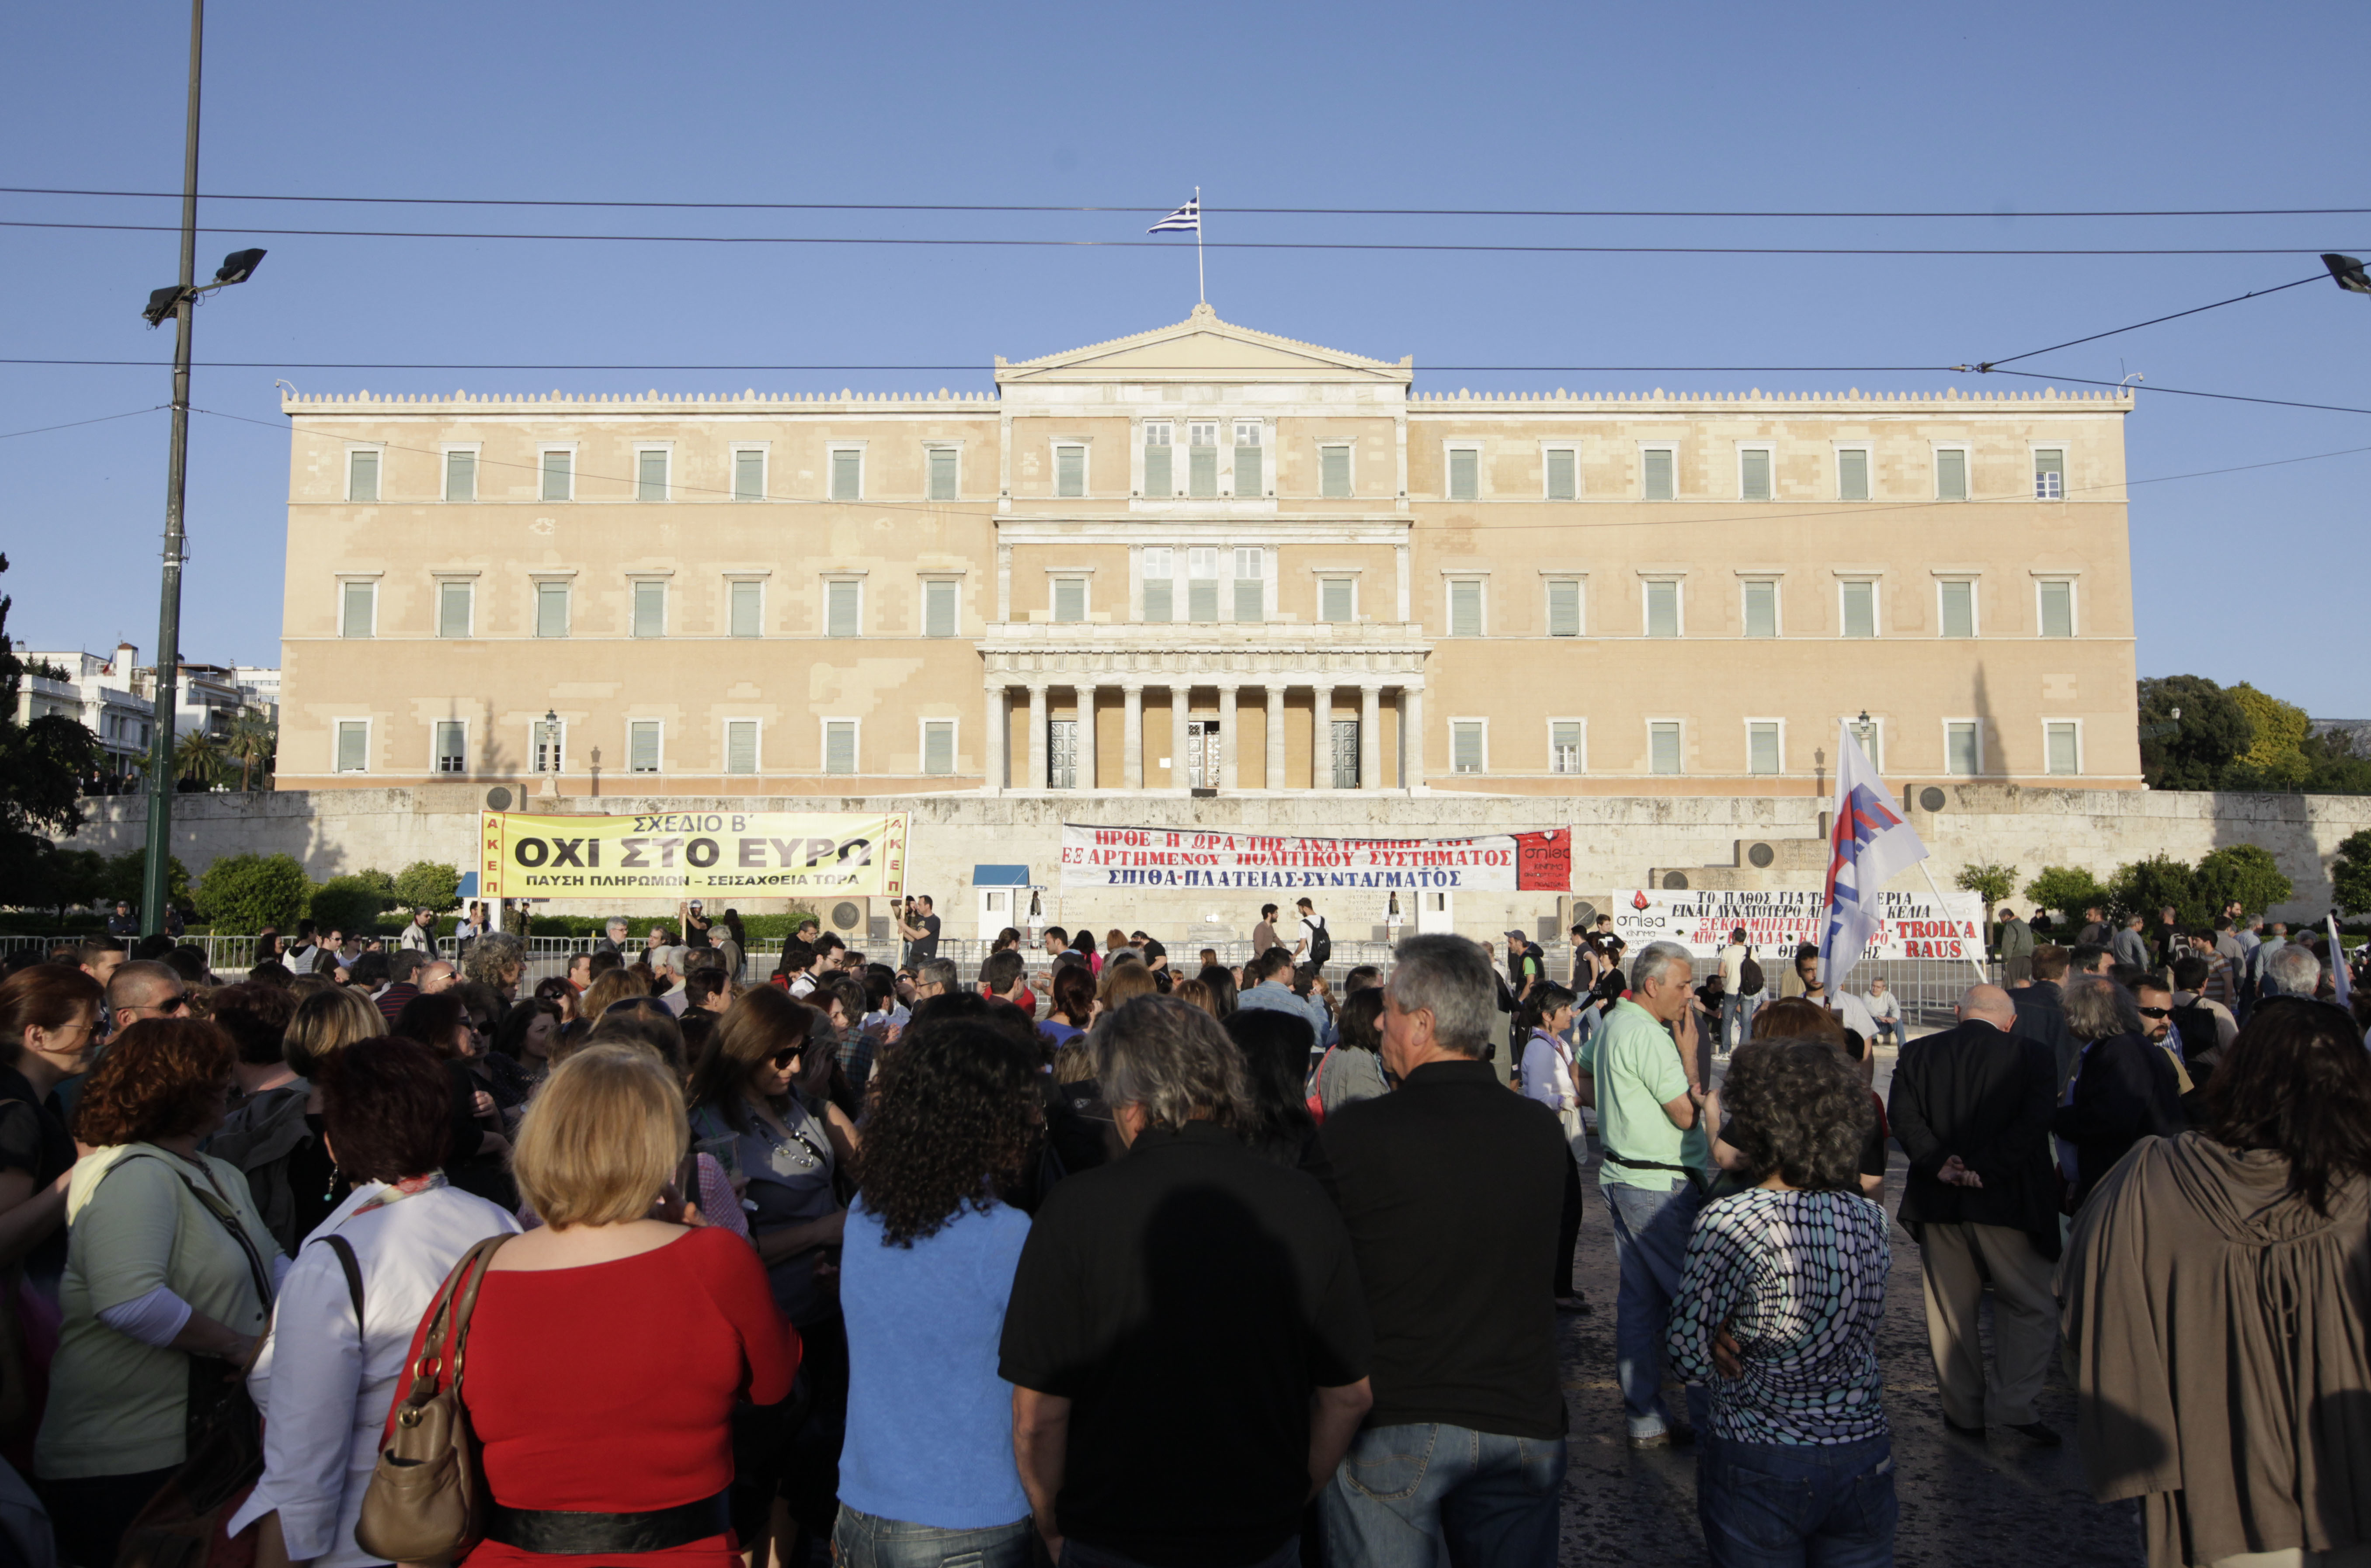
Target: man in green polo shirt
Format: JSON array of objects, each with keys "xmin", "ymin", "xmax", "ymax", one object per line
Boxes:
[{"xmin": 1577, "ymin": 939, "xmax": 1711, "ymax": 1448}]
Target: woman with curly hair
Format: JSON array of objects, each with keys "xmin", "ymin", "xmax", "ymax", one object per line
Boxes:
[
  {"xmin": 834, "ymin": 1020, "xmax": 1040, "ymax": 1567},
  {"xmin": 1665, "ymin": 1037, "xmax": 1893, "ymax": 1568},
  {"xmin": 1742, "ymin": 997, "xmax": 1888, "ymax": 1200},
  {"xmin": 459, "ymin": 932, "xmax": 526, "ymax": 1003}
]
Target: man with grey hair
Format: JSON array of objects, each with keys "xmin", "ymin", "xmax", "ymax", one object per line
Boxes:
[
  {"xmin": 649, "ymin": 945, "xmax": 689, "ymax": 1016},
  {"xmin": 2259, "ymin": 940, "xmax": 2322, "ymax": 1000},
  {"xmin": 1320, "ymin": 934, "xmax": 1572, "ymax": 1561},
  {"xmin": 1003, "ymin": 996, "xmax": 1373, "ymax": 1568},
  {"xmin": 594, "ymin": 914, "xmax": 630, "ymax": 956},
  {"xmin": 2111, "ymin": 914, "xmax": 2152, "ymax": 973},
  {"xmin": 1575, "ymin": 939, "xmax": 1710, "ymax": 1447},
  {"xmin": 913, "ymin": 956, "xmax": 959, "ymax": 999},
  {"xmin": 2052, "ymin": 972, "xmax": 2183, "ymax": 1207}
]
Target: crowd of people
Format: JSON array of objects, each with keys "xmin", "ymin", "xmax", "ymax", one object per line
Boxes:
[{"xmin": 0, "ymin": 889, "xmax": 2360, "ymax": 1568}]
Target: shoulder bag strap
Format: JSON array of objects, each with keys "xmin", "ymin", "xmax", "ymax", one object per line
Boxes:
[
  {"xmin": 322, "ymin": 1234, "xmax": 365, "ymax": 1326},
  {"xmin": 114, "ymin": 1152, "xmax": 277, "ymax": 1311},
  {"xmin": 402, "ymin": 1234, "xmax": 505, "ymax": 1404}
]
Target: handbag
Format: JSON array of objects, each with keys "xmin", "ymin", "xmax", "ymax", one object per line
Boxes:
[{"xmin": 353, "ymin": 1234, "xmax": 512, "ymax": 1566}]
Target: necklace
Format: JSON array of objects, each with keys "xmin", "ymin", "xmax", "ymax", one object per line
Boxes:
[{"xmin": 751, "ymin": 1104, "xmax": 826, "ymax": 1172}]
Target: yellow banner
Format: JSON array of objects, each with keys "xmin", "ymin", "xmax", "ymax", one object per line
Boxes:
[{"xmin": 479, "ymin": 811, "xmax": 908, "ymax": 900}]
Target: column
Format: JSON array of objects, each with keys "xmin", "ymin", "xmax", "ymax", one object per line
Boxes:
[
  {"xmin": 1401, "ymin": 687, "xmax": 1425, "ymax": 790},
  {"xmin": 1075, "ymin": 682, "xmax": 1098, "ymax": 792},
  {"xmin": 1026, "ymin": 682, "xmax": 1049, "ymax": 790},
  {"xmin": 1265, "ymin": 683, "xmax": 1288, "ymax": 792},
  {"xmin": 1170, "ymin": 685, "xmax": 1190, "ymax": 790},
  {"xmin": 1360, "ymin": 685, "xmax": 1383, "ymax": 791},
  {"xmin": 1219, "ymin": 687, "xmax": 1239, "ymax": 791},
  {"xmin": 1311, "ymin": 686, "xmax": 1333, "ymax": 789},
  {"xmin": 982, "ymin": 685, "xmax": 1005, "ymax": 792},
  {"xmin": 1123, "ymin": 684, "xmax": 1145, "ymax": 790}
]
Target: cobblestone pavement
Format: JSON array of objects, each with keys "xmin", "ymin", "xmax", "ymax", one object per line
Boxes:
[{"xmin": 1555, "ymin": 1138, "xmax": 2144, "ymax": 1568}]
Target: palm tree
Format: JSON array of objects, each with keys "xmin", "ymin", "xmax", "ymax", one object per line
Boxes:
[
  {"xmin": 174, "ymin": 728, "xmax": 224, "ymax": 791},
  {"xmin": 226, "ymin": 710, "xmax": 278, "ymax": 792}
]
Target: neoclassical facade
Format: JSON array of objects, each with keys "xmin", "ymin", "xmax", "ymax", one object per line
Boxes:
[{"xmin": 276, "ymin": 305, "xmax": 2139, "ymax": 797}]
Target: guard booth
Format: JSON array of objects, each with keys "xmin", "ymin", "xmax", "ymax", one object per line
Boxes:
[{"xmin": 974, "ymin": 864, "xmax": 1041, "ymax": 941}]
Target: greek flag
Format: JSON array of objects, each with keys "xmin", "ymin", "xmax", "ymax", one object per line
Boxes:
[{"xmin": 1147, "ymin": 197, "xmax": 1199, "ymax": 234}]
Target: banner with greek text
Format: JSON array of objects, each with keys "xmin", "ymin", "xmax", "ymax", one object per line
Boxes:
[
  {"xmin": 1609, "ymin": 886, "xmax": 1984, "ymax": 961},
  {"xmin": 1059, "ymin": 823, "xmax": 1571, "ymax": 892},
  {"xmin": 479, "ymin": 811, "xmax": 907, "ymax": 899}
]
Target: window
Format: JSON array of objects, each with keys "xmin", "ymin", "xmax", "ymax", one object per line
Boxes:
[
  {"xmin": 1643, "ymin": 446, "xmax": 1676, "ymax": 501},
  {"xmin": 922, "ymin": 578, "xmax": 957, "ymax": 638},
  {"xmin": 1451, "ymin": 721, "xmax": 1486, "ymax": 774},
  {"xmin": 1447, "ymin": 446, "xmax": 1479, "ymax": 501},
  {"xmin": 921, "ymin": 720, "xmax": 956, "ymax": 777},
  {"xmin": 1188, "ymin": 423, "xmax": 1218, "ymax": 498},
  {"xmin": 1935, "ymin": 448, "xmax": 1968, "ymax": 501},
  {"xmin": 1187, "ymin": 548, "xmax": 1219, "ymax": 621},
  {"xmin": 1545, "ymin": 446, "xmax": 1578, "ymax": 501},
  {"xmin": 824, "ymin": 720, "xmax": 858, "ymax": 776},
  {"xmin": 1320, "ymin": 444, "xmax": 1352, "ymax": 499},
  {"xmin": 1447, "ymin": 578, "xmax": 1483, "ymax": 638},
  {"xmin": 1840, "ymin": 579, "xmax": 1877, "ymax": 639},
  {"xmin": 1837, "ymin": 448, "xmax": 1869, "ymax": 501},
  {"xmin": 1319, "ymin": 576, "xmax": 1355, "ymax": 623},
  {"xmin": 339, "ymin": 579, "xmax": 376, "ymax": 638},
  {"xmin": 1141, "ymin": 548, "xmax": 1174, "ymax": 622},
  {"xmin": 532, "ymin": 718, "xmax": 564, "ymax": 773},
  {"xmin": 825, "ymin": 579, "xmax": 861, "ymax": 639},
  {"xmin": 726, "ymin": 719, "xmax": 759, "ymax": 776},
  {"xmin": 1046, "ymin": 718, "xmax": 1077, "ymax": 790},
  {"xmin": 2037, "ymin": 579, "xmax": 2075, "ymax": 638},
  {"xmin": 927, "ymin": 447, "xmax": 959, "ymax": 500},
  {"xmin": 347, "ymin": 450, "xmax": 379, "ymax": 503},
  {"xmin": 2045, "ymin": 721, "xmax": 2080, "ymax": 776},
  {"xmin": 2034, "ymin": 448, "xmax": 2065, "ymax": 500},
  {"xmin": 1849, "ymin": 719, "xmax": 1883, "ymax": 770},
  {"xmin": 1649, "ymin": 721, "xmax": 1682, "ymax": 775},
  {"xmin": 335, "ymin": 720, "xmax": 369, "ymax": 773},
  {"xmin": 1644, "ymin": 579, "xmax": 1680, "ymax": 638},
  {"xmin": 628, "ymin": 721, "xmax": 661, "ymax": 774},
  {"xmin": 1946, "ymin": 721, "xmax": 1981, "ymax": 777},
  {"xmin": 444, "ymin": 449, "xmax": 476, "ymax": 502},
  {"xmin": 1739, "ymin": 447, "xmax": 1772, "ymax": 502},
  {"xmin": 1052, "ymin": 577, "xmax": 1087, "ymax": 623},
  {"xmin": 1331, "ymin": 720, "xmax": 1361, "ymax": 788},
  {"xmin": 1742, "ymin": 579, "xmax": 1778, "ymax": 638},
  {"xmin": 1234, "ymin": 421, "xmax": 1263, "ymax": 496},
  {"xmin": 536, "ymin": 581, "xmax": 571, "ymax": 639},
  {"xmin": 1143, "ymin": 423, "xmax": 1172, "ymax": 496},
  {"xmin": 1747, "ymin": 721, "xmax": 1781, "ymax": 775},
  {"xmin": 829, "ymin": 448, "xmax": 862, "ymax": 502},
  {"xmin": 632, "ymin": 580, "xmax": 666, "ymax": 638},
  {"xmin": 732, "ymin": 448, "xmax": 765, "ymax": 502},
  {"xmin": 540, "ymin": 448, "xmax": 573, "ymax": 502},
  {"xmin": 638, "ymin": 449, "xmax": 669, "ymax": 503},
  {"xmin": 1055, "ymin": 444, "xmax": 1086, "ymax": 498},
  {"xmin": 437, "ymin": 580, "xmax": 473, "ymax": 638},
  {"xmin": 729, "ymin": 579, "xmax": 764, "ymax": 638},
  {"xmin": 1551, "ymin": 721, "xmax": 1583, "ymax": 775},
  {"xmin": 1546, "ymin": 579, "xmax": 1582, "ymax": 637},
  {"xmin": 434, "ymin": 720, "xmax": 466, "ymax": 775},
  {"xmin": 1232, "ymin": 547, "xmax": 1265, "ymax": 621},
  {"xmin": 1938, "ymin": 579, "xmax": 1975, "ymax": 638}
]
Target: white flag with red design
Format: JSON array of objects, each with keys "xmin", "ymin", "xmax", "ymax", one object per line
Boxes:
[{"xmin": 1818, "ymin": 720, "xmax": 1929, "ymax": 993}]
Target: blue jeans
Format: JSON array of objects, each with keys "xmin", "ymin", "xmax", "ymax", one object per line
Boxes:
[
  {"xmin": 1696, "ymin": 1433, "xmax": 1898, "ymax": 1568},
  {"xmin": 833, "ymin": 1505, "xmax": 1034, "ymax": 1568},
  {"xmin": 1604, "ymin": 1176, "xmax": 1710, "ymax": 1440},
  {"xmin": 1720, "ymin": 994, "xmax": 1758, "ymax": 1051},
  {"xmin": 1322, "ymin": 1421, "xmax": 1567, "ymax": 1568}
]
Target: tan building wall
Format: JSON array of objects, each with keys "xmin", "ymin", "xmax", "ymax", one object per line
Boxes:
[{"xmin": 278, "ymin": 305, "xmax": 2137, "ymax": 798}]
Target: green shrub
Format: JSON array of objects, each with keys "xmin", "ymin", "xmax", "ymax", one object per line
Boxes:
[
  {"xmin": 192, "ymin": 853, "xmax": 310, "ymax": 934},
  {"xmin": 2191, "ymin": 844, "xmax": 2293, "ymax": 918},
  {"xmin": 309, "ymin": 873, "xmax": 395, "ymax": 936},
  {"xmin": 2023, "ymin": 865, "xmax": 2110, "ymax": 921},
  {"xmin": 393, "ymin": 861, "xmax": 462, "ymax": 914}
]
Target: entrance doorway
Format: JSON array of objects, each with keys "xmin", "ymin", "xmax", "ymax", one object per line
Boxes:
[{"xmin": 1186, "ymin": 720, "xmax": 1222, "ymax": 788}]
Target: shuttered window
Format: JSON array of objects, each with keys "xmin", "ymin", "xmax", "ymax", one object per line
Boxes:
[
  {"xmin": 438, "ymin": 581, "xmax": 472, "ymax": 638},
  {"xmin": 1838, "ymin": 448, "xmax": 1869, "ymax": 501},
  {"xmin": 1234, "ymin": 422, "xmax": 1262, "ymax": 495},
  {"xmin": 825, "ymin": 580, "xmax": 861, "ymax": 639},
  {"xmin": 1188, "ymin": 423, "xmax": 1217, "ymax": 498},
  {"xmin": 725, "ymin": 720, "xmax": 758, "ymax": 776},
  {"xmin": 434, "ymin": 721, "xmax": 465, "ymax": 775},
  {"xmin": 1448, "ymin": 579, "xmax": 1483, "ymax": 638},
  {"xmin": 1551, "ymin": 722, "xmax": 1582, "ymax": 775},
  {"xmin": 1187, "ymin": 548, "xmax": 1219, "ymax": 622},
  {"xmin": 533, "ymin": 720, "xmax": 563, "ymax": 773},
  {"xmin": 1451, "ymin": 722, "xmax": 1485, "ymax": 774},
  {"xmin": 1320, "ymin": 445, "xmax": 1351, "ymax": 498},
  {"xmin": 729, "ymin": 580, "xmax": 763, "ymax": 638},
  {"xmin": 927, "ymin": 448, "xmax": 958, "ymax": 500},
  {"xmin": 1055, "ymin": 445, "xmax": 1086, "ymax": 498},
  {"xmin": 340, "ymin": 580, "xmax": 375, "ymax": 638},
  {"xmin": 2038, "ymin": 580, "xmax": 2074, "ymax": 638},
  {"xmin": 1645, "ymin": 580, "xmax": 1679, "ymax": 638},
  {"xmin": 335, "ymin": 722, "xmax": 368, "ymax": 773},
  {"xmin": 1946, "ymin": 722, "xmax": 1980, "ymax": 777},
  {"xmin": 347, "ymin": 450, "xmax": 379, "ymax": 502},
  {"xmin": 824, "ymin": 721, "xmax": 857, "ymax": 776},
  {"xmin": 2046, "ymin": 722, "xmax": 2080, "ymax": 776},
  {"xmin": 638, "ymin": 450, "xmax": 668, "ymax": 502},
  {"xmin": 923, "ymin": 578, "xmax": 957, "ymax": 638},
  {"xmin": 1742, "ymin": 579, "xmax": 1777, "ymax": 639},
  {"xmin": 1320, "ymin": 577, "xmax": 1354, "ymax": 623},
  {"xmin": 1052, "ymin": 578, "xmax": 1087, "ymax": 623},
  {"xmin": 1939, "ymin": 579, "xmax": 1975, "ymax": 638},
  {"xmin": 921, "ymin": 721, "xmax": 955, "ymax": 777},
  {"xmin": 1447, "ymin": 448, "xmax": 1478, "ymax": 501},
  {"xmin": 1841, "ymin": 579, "xmax": 1877, "ymax": 639},
  {"xmin": 1748, "ymin": 722, "xmax": 1780, "ymax": 775},
  {"xmin": 628, "ymin": 721, "xmax": 661, "ymax": 774},
  {"xmin": 1233, "ymin": 548, "xmax": 1264, "ymax": 621},
  {"xmin": 540, "ymin": 449, "xmax": 572, "ymax": 501},
  {"xmin": 829, "ymin": 450, "xmax": 862, "ymax": 501},
  {"xmin": 1643, "ymin": 448, "xmax": 1676, "ymax": 500},
  {"xmin": 1649, "ymin": 722, "xmax": 1682, "ymax": 775},
  {"xmin": 1143, "ymin": 425, "xmax": 1172, "ymax": 496},
  {"xmin": 1740, "ymin": 448, "xmax": 1772, "ymax": 501},
  {"xmin": 1142, "ymin": 548, "xmax": 1174, "ymax": 621},
  {"xmin": 733, "ymin": 449, "xmax": 764, "ymax": 502},
  {"xmin": 444, "ymin": 449, "xmax": 476, "ymax": 502},
  {"xmin": 632, "ymin": 580, "xmax": 666, "ymax": 638},
  {"xmin": 1936, "ymin": 448, "xmax": 1968, "ymax": 501},
  {"xmin": 2034, "ymin": 448, "xmax": 2065, "ymax": 500},
  {"xmin": 1546, "ymin": 448, "xmax": 1577, "ymax": 500},
  {"xmin": 1547, "ymin": 579, "xmax": 1581, "ymax": 637}
]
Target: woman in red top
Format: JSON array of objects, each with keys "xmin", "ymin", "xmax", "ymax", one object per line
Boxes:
[{"xmin": 398, "ymin": 1045, "xmax": 799, "ymax": 1568}]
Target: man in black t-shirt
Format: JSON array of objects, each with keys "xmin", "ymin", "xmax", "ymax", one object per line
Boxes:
[
  {"xmin": 1001, "ymin": 996, "xmax": 1373, "ymax": 1568},
  {"xmin": 897, "ymin": 895, "xmax": 941, "ymax": 964}
]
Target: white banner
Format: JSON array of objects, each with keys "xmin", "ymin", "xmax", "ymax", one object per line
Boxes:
[
  {"xmin": 1609, "ymin": 886, "xmax": 1985, "ymax": 962},
  {"xmin": 1059, "ymin": 822, "xmax": 1571, "ymax": 892}
]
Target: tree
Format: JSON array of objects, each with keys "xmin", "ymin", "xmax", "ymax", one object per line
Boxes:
[
  {"xmin": 2135, "ymin": 675, "xmax": 2253, "ymax": 790},
  {"xmin": 393, "ymin": 861, "xmax": 463, "ymax": 915},
  {"xmin": 2193, "ymin": 843, "xmax": 2294, "ymax": 917},
  {"xmin": 2025, "ymin": 865, "xmax": 2110, "ymax": 921},
  {"xmin": 2108, "ymin": 853, "xmax": 2204, "ymax": 926},
  {"xmin": 309, "ymin": 872, "xmax": 395, "ymax": 935},
  {"xmin": 1955, "ymin": 861, "xmax": 2019, "ymax": 915},
  {"xmin": 100, "ymin": 848, "xmax": 191, "ymax": 912},
  {"xmin": 174, "ymin": 728, "xmax": 224, "ymax": 792},
  {"xmin": 2227, "ymin": 683, "xmax": 2312, "ymax": 787},
  {"xmin": 0, "ymin": 553, "xmax": 99, "ymax": 895},
  {"xmin": 13, "ymin": 843, "xmax": 104, "ymax": 919},
  {"xmin": 193, "ymin": 852, "xmax": 310, "ymax": 933},
  {"xmin": 2332, "ymin": 832, "xmax": 2371, "ymax": 916},
  {"xmin": 225, "ymin": 710, "xmax": 277, "ymax": 793}
]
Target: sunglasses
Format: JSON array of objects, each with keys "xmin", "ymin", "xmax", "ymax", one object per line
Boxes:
[
  {"xmin": 769, "ymin": 1048, "xmax": 802, "ymax": 1070},
  {"xmin": 2137, "ymin": 1006, "xmax": 2172, "ymax": 1019}
]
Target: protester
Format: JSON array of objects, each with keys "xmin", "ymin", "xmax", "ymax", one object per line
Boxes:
[
  {"xmin": 1321, "ymin": 936, "xmax": 1568, "ymax": 1564},
  {"xmin": 1516, "ymin": 982, "xmax": 1588, "ymax": 1313},
  {"xmin": 2011, "ymin": 942, "xmax": 2079, "ymax": 1090},
  {"xmin": 1221, "ymin": 1009, "xmax": 1330, "ymax": 1184},
  {"xmin": 1002, "ymin": 996, "xmax": 1372, "ymax": 1568},
  {"xmin": 835, "ymin": 1020, "xmax": 1040, "ymax": 1568},
  {"xmin": 0, "ymin": 965, "xmax": 103, "ymax": 1318},
  {"xmin": 1237, "ymin": 947, "xmax": 1331, "ymax": 1047},
  {"xmin": 1861, "ymin": 976, "xmax": 1901, "ymax": 1048},
  {"xmin": 492, "ymin": 996, "xmax": 562, "ymax": 1087},
  {"xmin": 1792, "ymin": 949, "xmax": 1878, "ymax": 1040},
  {"xmin": 1192, "ymin": 962, "xmax": 1239, "ymax": 1020},
  {"xmin": 2060, "ymin": 998, "xmax": 2371, "ymax": 1568},
  {"xmin": 1251, "ymin": 904, "xmax": 1283, "ymax": 956},
  {"xmin": 1039, "ymin": 964, "xmax": 1096, "ymax": 1051},
  {"xmin": 205, "ymin": 982, "xmax": 312, "ymax": 1252},
  {"xmin": 1311, "ymin": 986, "xmax": 1389, "ymax": 1117},
  {"xmin": 582, "ymin": 964, "xmax": 651, "ymax": 1025},
  {"xmin": 101, "ymin": 961, "xmax": 189, "ymax": 1044},
  {"xmin": 1671, "ymin": 1037, "xmax": 1895, "ymax": 1568},
  {"xmin": 2053, "ymin": 972, "xmax": 2185, "ymax": 1208},
  {"xmin": 1996, "ymin": 906, "xmax": 2037, "ymax": 985},
  {"xmin": 2111, "ymin": 915, "xmax": 2152, "ymax": 973},
  {"xmin": 38, "ymin": 1019, "xmax": 285, "ymax": 1568}
]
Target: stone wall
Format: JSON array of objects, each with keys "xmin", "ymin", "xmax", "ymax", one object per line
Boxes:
[{"xmin": 51, "ymin": 782, "xmax": 2371, "ymax": 943}]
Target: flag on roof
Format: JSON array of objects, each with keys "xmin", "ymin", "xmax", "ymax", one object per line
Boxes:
[
  {"xmin": 1147, "ymin": 197, "xmax": 1199, "ymax": 233},
  {"xmin": 1819, "ymin": 719, "xmax": 1929, "ymax": 994}
]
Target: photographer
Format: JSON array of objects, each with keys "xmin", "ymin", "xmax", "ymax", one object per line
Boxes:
[{"xmin": 896, "ymin": 895, "xmax": 942, "ymax": 968}]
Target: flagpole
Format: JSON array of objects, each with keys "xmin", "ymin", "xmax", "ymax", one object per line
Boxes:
[
  {"xmin": 1195, "ymin": 185, "xmax": 1204, "ymax": 305},
  {"xmin": 1916, "ymin": 857, "xmax": 1991, "ymax": 983}
]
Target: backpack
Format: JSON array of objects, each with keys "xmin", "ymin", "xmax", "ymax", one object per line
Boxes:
[
  {"xmin": 1738, "ymin": 950, "xmax": 1765, "ymax": 997},
  {"xmin": 1306, "ymin": 916, "xmax": 1332, "ymax": 967}
]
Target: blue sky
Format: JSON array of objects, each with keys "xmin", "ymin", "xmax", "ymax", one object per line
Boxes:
[{"xmin": 4, "ymin": 0, "xmax": 2368, "ymax": 712}]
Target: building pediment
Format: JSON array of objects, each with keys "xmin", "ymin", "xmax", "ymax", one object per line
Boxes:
[{"xmin": 996, "ymin": 302, "xmax": 1411, "ymax": 386}]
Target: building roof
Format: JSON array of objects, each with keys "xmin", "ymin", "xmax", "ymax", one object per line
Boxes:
[{"xmin": 996, "ymin": 302, "xmax": 1411, "ymax": 386}]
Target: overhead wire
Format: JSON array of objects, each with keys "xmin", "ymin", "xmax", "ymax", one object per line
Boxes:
[
  {"xmin": 8, "ymin": 357, "xmax": 1954, "ymax": 373},
  {"xmin": 1966, "ymin": 273, "xmax": 2326, "ymax": 370},
  {"xmin": 1977, "ymin": 368, "xmax": 2371, "ymax": 417},
  {"xmin": 0, "ymin": 404, "xmax": 167, "ymax": 441}
]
